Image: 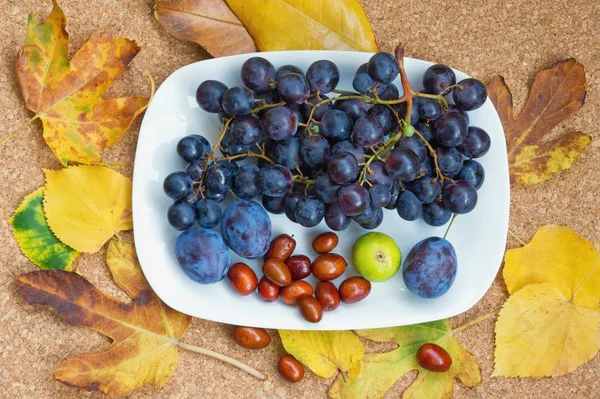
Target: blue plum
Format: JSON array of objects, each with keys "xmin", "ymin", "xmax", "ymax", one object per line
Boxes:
[
  {"xmin": 402, "ymin": 237, "xmax": 457, "ymax": 298},
  {"xmin": 221, "ymin": 200, "xmax": 271, "ymax": 259},
  {"xmin": 175, "ymin": 228, "xmax": 230, "ymax": 284}
]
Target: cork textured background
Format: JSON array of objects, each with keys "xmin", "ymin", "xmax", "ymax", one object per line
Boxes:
[{"xmin": 1, "ymin": 0, "xmax": 599, "ymax": 398}]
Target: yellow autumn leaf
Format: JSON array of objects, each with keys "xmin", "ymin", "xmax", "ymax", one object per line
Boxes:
[
  {"xmin": 279, "ymin": 330, "xmax": 365, "ymax": 379},
  {"xmin": 43, "ymin": 165, "xmax": 133, "ymax": 253},
  {"xmin": 225, "ymin": 0, "xmax": 378, "ymax": 52},
  {"xmin": 504, "ymin": 225, "xmax": 600, "ymax": 310},
  {"xmin": 495, "ymin": 225, "xmax": 600, "ymax": 377},
  {"xmin": 494, "ymin": 283, "xmax": 600, "ymax": 377}
]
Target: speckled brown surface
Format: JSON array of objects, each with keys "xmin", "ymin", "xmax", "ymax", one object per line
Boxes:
[{"xmin": 1, "ymin": 1, "xmax": 599, "ymax": 398}]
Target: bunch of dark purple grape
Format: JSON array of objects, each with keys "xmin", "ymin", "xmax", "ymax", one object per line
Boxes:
[{"xmin": 164, "ymin": 47, "xmax": 490, "ymax": 232}]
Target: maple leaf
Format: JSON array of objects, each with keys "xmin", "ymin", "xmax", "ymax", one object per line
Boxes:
[
  {"xmin": 329, "ymin": 320, "xmax": 481, "ymax": 399},
  {"xmin": 279, "ymin": 330, "xmax": 365, "ymax": 380},
  {"xmin": 16, "ymin": 240, "xmax": 192, "ymax": 396},
  {"xmin": 225, "ymin": 0, "xmax": 378, "ymax": 52},
  {"xmin": 15, "ymin": 0, "xmax": 149, "ymax": 165},
  {"xmin": 154, "ymin": 0, "xmax": 257, "ymax": 57},
  {"xmin": 495, "ymin": 225, "xmax": 600, "ymax": 377},
  {"xmin": 9, "ymin": 187, "xmax": 80, "ymax": 271},
  {"xmin": 487, "ymin": 59, "xmax": 591, "ymax": 185},
  {"xmin": 43, "ymin": 165, "xmax": 133, "ymax": 253}
]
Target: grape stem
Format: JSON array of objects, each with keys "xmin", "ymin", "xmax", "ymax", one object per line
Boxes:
[
  {"xmin": 216, "ymin": 150, "xmax": 274, "ymax": 164},
  {"xmin": 413, "ymin": 128, "xmax": 445, "ymax": 184},
  {"xmin": 357, "ymin": 130, "xmax": 403, "ymax": 185},
  {"xmin": 250, "ymin": 101, "xmax": 286, "ymax": 114},
  {"xmin": 192, "ymin": 118, "xmax": 233, "ymax": 201},
  {"xmin": 414, "ymin": 91, "xmax": 448, "ymax": 109},
  {"xmin": 293, "ymin": 175, "xmax": 315, "ymax": 185}
]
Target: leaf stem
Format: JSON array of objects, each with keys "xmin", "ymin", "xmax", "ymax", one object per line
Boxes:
[
  {"xmin": 507, "ymin": 229, "xmax": 527, "ymax": 246},
  {"xmin": 1, "ymin": 115, "xmax": 40, "ymax": 147},
  {"xmin": 177, "ymin": 340, "xmax": 268, "ymax": 380},
  {"xmin": 144, "ymin": 70, "xmax": 156, "ymax": 103},
  {"xmin": 452, "ymin": 312, "xmax": 496, "ymax": 334},
  {"xmin": 340, "ymin": 369, "xmax": 349, "ymax": 382}
]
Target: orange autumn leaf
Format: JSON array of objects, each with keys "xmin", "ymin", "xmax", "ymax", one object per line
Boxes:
[
  {"xmin": 15, "ymin": 0, "xmax": 149, "ymax": 165},
  {"xmin": 487, "ymin": 59, "xmax": 591, "ymax": 185},
  {"xmin": 16, "ymin": 240, "xmax": 192, "ymax": 396},
  {"xmin": 154, "ymin": 0, "xmax": 257, "ymax": 57}
]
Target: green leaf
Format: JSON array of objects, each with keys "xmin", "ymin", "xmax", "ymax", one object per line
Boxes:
[
  {"xmin": 329, "ymin": 320, "xmax": 481, "ymax": 399},
  {"xmin": 9, "ymin": 187, "xmax": 80, "ymax": 270}
]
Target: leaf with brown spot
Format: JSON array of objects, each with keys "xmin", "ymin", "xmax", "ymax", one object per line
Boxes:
[
  {"xmin": 16, "ymin": 240, "xmax": 192, "ymax": 396},
  {"xmin": 154, "ymin": 0, "xmax": 256, "ymax": 57},
  {"xmin": 15, "ymin": 1, "xmax": 149, "ymax": 165},
  {"xmin": 487, "ymin": 59, "xmax": 591, "ymax": 185}
]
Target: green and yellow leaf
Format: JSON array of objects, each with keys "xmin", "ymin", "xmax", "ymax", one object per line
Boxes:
[
  {"xmin": 225, "ymin": 0, "xmax": 378, "ymax": 52},
  {"xmin": 16, "ymin": 0, "xmax": 149, "ymax": 165},
  {"xmin": 9, "ymin": 187, "xmax": 80, "ymax": 270},
  {"xmin": 279, "ymin": 330, "xmax": 365, "ymax": 379},
  {"xmin": 43, "ymin": 165, "xmax": 133, "ymax": 253},
  {"xmin": 329, "ymin": 320, "xmax": 481, "ymax": 399}
]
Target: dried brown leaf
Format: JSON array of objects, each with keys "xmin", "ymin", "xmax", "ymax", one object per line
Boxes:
[
  {"xmin": 154, "ymin": 0, "xmax": 256, "ymax": 57},
  {"xmin": 487, "ymin": 59, "xmax": 591, "ymax": 185}
]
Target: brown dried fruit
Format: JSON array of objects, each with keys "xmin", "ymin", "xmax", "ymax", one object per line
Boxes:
[
  {"xmin": 281, "ymin": 280, "xmax": 314, "ymax": 305},
  {"xmin": 263, "ymin": 258, "xmax": 292, "ymax": 286},
  {"xmin": 312, "ymin": 232, "xmax": 339, "ymax": 254},
  {"xmin": 233, "ymin": 326, "xmax": 271, "ymax": 350},
  {"xmin": 264, "ymin": 234, "xmax": 296, "ymax": 261},
  {"xmin": 311, "ymin": 253, "xmax": 347, "ymax": 281}
]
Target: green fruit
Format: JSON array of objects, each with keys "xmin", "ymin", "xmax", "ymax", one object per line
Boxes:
[{"xmin": 352, "ymin": 232, "xmax": 402, "ymax": 282}]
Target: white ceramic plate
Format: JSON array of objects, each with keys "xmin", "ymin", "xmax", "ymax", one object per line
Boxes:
[{"xmin": 132, "ymin": 51, "xmax": 509, "ymax": 330}]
